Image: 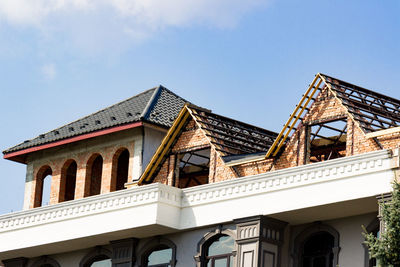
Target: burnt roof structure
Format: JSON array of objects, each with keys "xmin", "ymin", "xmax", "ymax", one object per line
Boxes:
[
  {"xmin": 138, "ymin": 104, "xmax": 279, "ymax": 184},
  {"xmin": 266, "ymin": 73, "xmax": 400, "ymax": 158},
  {"xmin": 189, "ymin": 106, "xmax": 278, "ymax": 156},
  {"xmin": 323, "ymin": 74, "xmax": 400, "ymax": 133},
  {"xmin": 3, "ymin": 85, "xmax": 187, "ymax": 160}
]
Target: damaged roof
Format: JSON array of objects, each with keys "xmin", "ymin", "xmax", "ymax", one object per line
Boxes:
[
  {"xmin": 266, "ymin": 73, "xmax": 400, "ymax": 158},
  {"xmin": 189, "ymin": 105, "xmax": 278, "ymax": 156},
  {"xmin": 3, "ymin": 85, "xmax": 187, "ymax": 157},
  {"xmin": 138, "ymin": 104, "xmax": 279, "ymax": 185}
]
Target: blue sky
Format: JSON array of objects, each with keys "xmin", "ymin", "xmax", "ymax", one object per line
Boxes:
[{"xmin": 0, "ymin": 0, "xmax": 399, "ymax": 214}]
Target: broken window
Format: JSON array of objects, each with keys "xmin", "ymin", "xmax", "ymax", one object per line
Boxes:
[
  {"xmin": 178, "ymin": 147, "xmax": 210, "ymax": 188},
  {"xmin": 307, "ymin": 118, "xmax": 347, "ymax": 163}
]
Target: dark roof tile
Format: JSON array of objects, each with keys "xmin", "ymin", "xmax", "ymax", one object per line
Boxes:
[{"xmin": 3, "ymin": 86, "xmax": 187, "ymax": 154}]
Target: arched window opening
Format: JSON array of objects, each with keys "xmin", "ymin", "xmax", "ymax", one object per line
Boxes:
[
  {"xmin": 86, "ymin": 154, "xmax": 103, "ymax": 196},
  {"xmin": 35, "ymin": 165, "xmax": 52, "ymax": 208},
  {"xmin": 301, "ymin": 232, "xmax": 334, "ymax": 267},
  {"xmin": 204, "ymin": 235, "xmax": 234, "ymax": 267},
  {"xmin": 115, "ymin": 149, "xmax": 129, "ymax": 191},
  {"xmin": 80, "ymin": 248, "xmax": 112, "ymax": 267},
  {"xmin": 146, "ymin": 245, "xmax": 173, "ymax": 267},
  {"xmin": 31, "ymin": 256, "xmax": 61, "ymax": 267},
  {"xmin": 293, "ymin": 224, "xmax": 339, "ymax": 267},
  {"xmin": 62, "ymin": 160, "xmax": 77, "ymax": 202},
  {"xmin": 140, "ymin": 238, "xmax": 177, "ymax": 267},
  {"xmin": 84, "ymin": 255, "xmax": 111, "ymax": 267}
]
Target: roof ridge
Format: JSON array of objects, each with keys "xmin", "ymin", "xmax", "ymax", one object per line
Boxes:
[
  {"xmin": 51, "ymin": 86, "xmax": 157, "ymax": 131},
  {"xmin": 140, "ymin": 85, "xmax": 162, "ymax": 121},
  {"xmin": 157, "ymin": 85, "xmax": 189, "ymax": 104}
]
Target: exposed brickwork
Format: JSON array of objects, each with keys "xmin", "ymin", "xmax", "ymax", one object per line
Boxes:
[
  {"xmin": 152, "ymin": 119, "xmax": 240, "ymax": 186},
  {"xmin": 212, "ymin": 147, "xmax": 238, "ymax": 182},
  {"xmin": 236, "ymin": 158, "xmax": 274, "ymax": 177},
  {"xmin": 272, "ymin": 89, "xmax": 349, "ymax": 170},
  {"xmin": 377, "ymin": 132, "xmax": 400, "ymax": 150},
  {"xmin": 171, "ymin": 120, "xmax": 209, "ymax": 153},
  {"xmin": 153, "ymin": 157, "xmax": 172, "ymax": 185},
  {"xmin": 26, "ymin": 131, "xmax": 136, "ymax": 209}
]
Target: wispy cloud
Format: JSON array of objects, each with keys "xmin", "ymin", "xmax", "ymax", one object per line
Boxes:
[
  {"xmin": 41, "ymin": 63, "xmax": 56, "ymax": 80},
  {"xmin": 0, "ymin": 0, "xmax": 268, "ymax": 53}
]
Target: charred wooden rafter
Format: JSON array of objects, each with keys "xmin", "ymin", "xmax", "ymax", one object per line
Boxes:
[
  {"xmin": 322, "ymin": 74, "xmax": 400, "ymax": 133},
  {"xmin": 190, "ymin": 107, "xmax": 279, "ymax": 156}
]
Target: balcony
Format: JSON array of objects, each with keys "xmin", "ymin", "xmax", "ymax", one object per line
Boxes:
[{"xmin": 0, "ymin": 149, "xmax": 397, "ymax": 259}]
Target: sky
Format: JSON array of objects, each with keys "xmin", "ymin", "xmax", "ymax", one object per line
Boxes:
[{"xmin": 0, "ymin": 0, "xmax": 399, "ymax": 214}]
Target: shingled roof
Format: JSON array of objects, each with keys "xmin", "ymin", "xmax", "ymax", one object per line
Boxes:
[{"xmin": 3, "ymin": 85, "xmax": 187, "ymax": 157}]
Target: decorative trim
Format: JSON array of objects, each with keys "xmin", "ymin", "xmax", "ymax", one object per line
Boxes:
[
  {"xmin": 79, "ymin": 247, "xmax": 112, "ymax": 267},
  {"xmin": 0, "ymin": 183, "xmax": 181, "ymax": 233},
  {"xmin": 194, "ymin": 226, "xmax": 237, "ymax": 267},
  {"xmin": 0, "ymin": 150, "xmax": 394, "ymax": 234},
  {"xmin": 182, "ymin": 150, "xmax": 393, "ymax": 207},
  {"xmin": 138, "ymin": 237, "xmax": 177, "ymax": 267},
  {"xmin": 292, "ymin": 223, "xmax": 340, "ymax": 267},
  {"xmin": 110, "ymin": 238, "xmax": 138, "ymax": 267}
]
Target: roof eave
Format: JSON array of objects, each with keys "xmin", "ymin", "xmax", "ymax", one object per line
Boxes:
[{"xmin": 3, "ymin": 121, "xmax": 144, "ymax": 164}]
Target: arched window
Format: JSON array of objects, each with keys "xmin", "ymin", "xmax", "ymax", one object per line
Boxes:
[
  {"xmin": 34, "ymin": 165, "xmax": 52, "ymax": 207},
  {"xmin": 204, "ymin": 235, "xmax": 234, "ymax": 267},
  {"xmin": 112, "ymin": 148, "xmax": 130, "ymax": 191},
  {"xmin": 140, "ymin": 238, "xmax": 177, "ymax": 267},
  {"xmin": 31, "ymin": 256, "xmax": 61, "ymax": 267},
  {"xmin": 86, "ymin": 154, "xmax": 103, "ymax": 196},
  {"xmin": 302, "ymin": 232, "xmax": 334, "ymax": 267},
  {"xmin": 293, "ymin": 224, "xmax": 340, "ymax": 267},
  {"xmin": 61, "ymin": 160, "xmax": 77, "ymax": 202},
  {"xmin": 195, "ymin": 228, "xmax": 236, "ymax": 267},
  {"xmin": 80, "ymin": 247, "xmax": 112, "ymax": 267}
]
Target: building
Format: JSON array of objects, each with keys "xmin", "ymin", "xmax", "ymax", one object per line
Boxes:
[{"xmin": 1, "ymin": 73, "xmax": 399, "ymax": 267}]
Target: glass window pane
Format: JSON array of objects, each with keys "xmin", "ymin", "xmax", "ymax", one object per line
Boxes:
[
  {"xmin": 208, "ymin": 235, "xmax": 234, "ymax": 256},
  {"xmin": 214, "ymin": 258, "xmax": 228, "ymax": 267},
  {"xmin": 148, "ymin": 247, "xmax": 172, "ymax": 265},
  {"xmin": 90, "ymin": 259, "xmax": 111, "ymax": 267}
]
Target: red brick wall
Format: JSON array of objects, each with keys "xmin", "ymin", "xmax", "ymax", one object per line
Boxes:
[{"xmin": 28, "ymin": 136, "xmax": 135, "ymax": 209}]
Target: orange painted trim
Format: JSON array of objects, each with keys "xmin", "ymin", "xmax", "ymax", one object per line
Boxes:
[{"xmin": 3, "ymin": 122, "xmax": 143, "ymax": 160}]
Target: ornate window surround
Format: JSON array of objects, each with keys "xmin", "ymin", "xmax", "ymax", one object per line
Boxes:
[
  {"xmin": 292, "ymin": 223, "xmax": 340, "ymax": 267},
  {"xmin": 31, "ymin": 256, "xmax": 61, "ymax": 267},
  {"xmin": 194, "ymin": 226, "xmax": 237, "ymax": 267},
  {"xmin": 138, "ymin": 237, "xmax": 177, "ymax": 267},
  {"xmin": 79, "ymin": 247, "xmax": 112, "ymax": 267}
]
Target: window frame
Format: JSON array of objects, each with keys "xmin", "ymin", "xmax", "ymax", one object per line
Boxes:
[
  {"xmin": 194, "ymin": 227, "xmax": 237, "ymax": 267},
  {"xmin": 79, "ymin": 247, "xmax": 112, "ymax": 267},
  {"xmin": 139, "ymin": 237, "xmax": 177, "ymax": 267}
]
